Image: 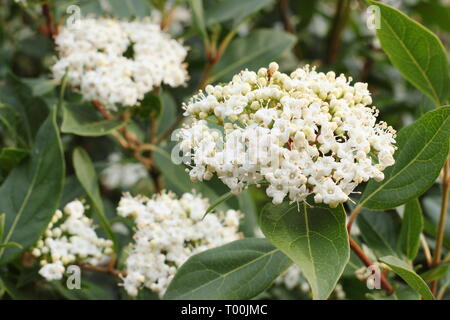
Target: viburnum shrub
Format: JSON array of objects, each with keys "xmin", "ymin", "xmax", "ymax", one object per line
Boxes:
[{"xmin": 0, "ymin": 0, "xmax": 449, "ymax": 301}]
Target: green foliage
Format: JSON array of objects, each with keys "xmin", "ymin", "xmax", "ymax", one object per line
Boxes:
[
  {"xmin": 164, "ymin": 238, "xmax": 291, "ymax": 299},
  {"xmin": 72, "ymin": 147, "xmax": 116, "ymax": 249},
  {"xmin": 398, "ymin": 198, "xmax": 424, "ymax": 260},
  {"xmin": 360, "ymin": 107, "xmax": 450, "ymax": 210},
  {"xmin": 259, "ymin": 202, "xmax": 349, "ymax": 300},
  {"xmin": 380, "ymin": 255, "xmax": 435, "ymax": 300},
  {"xmin": 0, "ymin": 107, "xmax": 64, "ymax": 264},
  {"xmin": 61, "ymin": 103, "xmax": 127, "ymax": 137},
  {"xmin": 369, "ymin": 0, "xmax": 449, "ymax": 106}
]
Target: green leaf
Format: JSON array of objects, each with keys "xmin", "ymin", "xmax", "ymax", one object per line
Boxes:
[
  {"xmin": 164, "ymin": 238, "xmax": 292, "ymax": 300},
  {"xmin": 380, "ymin": 255, "xmax": 435, "ymax": 300},
  {"xmin": 132, "ymin": 92, "xmax": 162, "ymax": 120},
  {"xmin": 0, "ymin": 148, "xmax": 28, "ymax": 173},
  {"xmin": 0, "ymin": 75, "xmax": 48, "ymax": 146},
  {"xmin": 210, "ymin": 29, "xmax": 296, "ymax": 82},
  {"xmin": 360, "ymin": 107, "xmax": 450, "ymax": 210},
  {"xmin": 72, "ymin": 147, "xmax": 116, "ymax": 250},
  {"xmin": 398, "ymin": 198, "xmax": 423, "ymax": 260},
  {"xmin": 236, "ymin": 190, "xmax": 258, "ymax": 237},
  {"xmin": 357, "ymin": 210, "xmax": 401, "ymax": 258},
  {"xmin": 0, "ymin": 107, "xmax": 64, "ymax": 264},
  {"xmin": 259, "ymin": 202, "xmax": 349, "ymax": 300},
  {"xmin": 205, "ymin": 0, "xmax": 273, "ymax": 26},
  {"xmin": 368, "ymin": 0, "xmax": 449, "ymax": 106},
  {"xmin": 420, "ymin": 262, "xmax": 450, "ymax": 282},
  {"xmin": 61, "ymin": 103, "xmax": 126, "ymax": 137},
  {"xmin": 188, "ymin": 0, "xmax": 208, "ymax": 40}
]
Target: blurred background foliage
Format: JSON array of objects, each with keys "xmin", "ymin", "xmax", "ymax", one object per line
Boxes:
[{"xmin": 0, "ymin": 0, "xmax": 449, "ymax": 300}]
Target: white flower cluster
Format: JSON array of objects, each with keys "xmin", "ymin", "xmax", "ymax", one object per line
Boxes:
[
  {"xmin": 32, "ymin": 200, "xmax": 113, "ymax": 281},
  {"xmin": 178, "ymin": 62, "xmax": 397, "ymax": 207},
  {"xmin": 101, "ymin": 153, "xmax": 148, "ymax": 190},
  {"xmin": 52, "ymin": 18, "xmax": 188, "ymax": 109},
  {"xmin": 117, "ymin": 191, "xmax": 241, "ymax": 297}
]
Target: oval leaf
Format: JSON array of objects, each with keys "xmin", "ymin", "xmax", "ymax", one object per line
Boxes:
[
  {"xmin": 0, "ymin": 107, "xmax": 64, "ymax": 264},
  {"xmin": 61, "ymin": 103, "xmax": 126, "ymax": 137},
  {"xmin": 380, "ymin": 255, "xmax": 434, "ymax": 300},
  {"xmin": 164, "ymin": 238, "xmax": 291, "ymax": 300},
  {"xmin": 72, "ymin": 147, "xmax": 116, "ymax": 249},
  {"xmin": 360, "ymin": 106, "xmax": 450, "ymax": 210},
  {"xmin": 206, "ymin": 0, "xmax": 274, "ymax": 26},
  {"xmin": 399, "ymin": 198, "xmax": 424, "ymax": 260},
  {"xmin": 259, "ymin": 202, "xmax": 349, "ymax": 300},
  {"xmin": 368, "ymin": 0, "xmax": 449, "ymax": 105}
]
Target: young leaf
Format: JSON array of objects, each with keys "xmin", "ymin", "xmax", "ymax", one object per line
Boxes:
[
  {"xmin": 205, "ymin": 0, "xmax": 273, "ymax": 26},
  {"xmin": 188, "ymin": 0, "xmax": 208, "ymax": 40},
  {"xmin": 72, "ymin": 147, "xmax": 116, "ymax": 249},
  {"xmin": 368, "ymin": 0, "xmax": 449, "ymax": 106},
  {"xmin": 259, "ymin": 201, "xmax": 349, "ymax": 300},
  {"xmin": 360, "ymin": 106, "xmax": 450, "ymax": 210},
  {"xmin": 164, "ymin": 238, "xmax": 292, "ymax": 300},
  {"xmin": 0, "ymin": 107, "xmax": 64, "ymax": 264},
  {"xmin": 380, "ymin": 255, "xmax": 435, "ymax": 300},
  {"xmin": 398, "ymin": 199, "xmax": 423, "ymax": 260},
  {"xmin": 420, "ymin": 262, "xmax": 450, "ymax": 282},
  {"xmin": 210, "ymin": 29, "xmax": 296, "ymax": 82},
  {"xmin": 61, "ymin": 103, "xmax": 126, "ymax": 137}
]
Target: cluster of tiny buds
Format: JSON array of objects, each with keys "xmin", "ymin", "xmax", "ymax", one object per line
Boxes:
[{"xmin": 32, "ymin": 200, "xmax": 113, "ymax": 281}]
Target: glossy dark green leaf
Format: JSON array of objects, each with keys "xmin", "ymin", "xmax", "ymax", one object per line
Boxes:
[
  {"xmin": 72, "ymin": 147, "xmax": 116, "ymax": 249},
  {"xmin": 61, "ymin": 103, "xmax": 126, "ymax": 137},
  {"xmin": 210, "ymin": 29, "xmax": 296, "ymax": 82},
  {"xmin": 259, "ymin": 202, "xmax": 349, "ymax": 300},
  {"xmin": 164, "ymin": 238, "xmax": 292, "ymax": 300},
  {"xmin": 368, "ymin": 0, "xmax": 449, "ymax": 105},
  {"xmin": 398, "ymin": 198, "xmax": 423, "ymax": 260},
  {"xmin": 205, "ymin": 0, "xmax": 273, "ymax": 26},
  {"xmin": 360, "ymin": 107, "xmax": 450, "ymax": 210},
  {"xmin": 0, "ymin": 107, "xmax": 64, "ymax": 264},
  {"xmin": 380, "ymin": 255, "xmax": 434, "ymax": 300}
]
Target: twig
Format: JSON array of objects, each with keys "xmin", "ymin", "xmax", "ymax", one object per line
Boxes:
[
  {"xmin": 326, "ymin": 0, "xmax": 351, "ymax": 65},
  {"xmin": 349, "ymin": 236, "xmax": 393, "ymax": 294},
  {"xmin": 347, "ymin": 205, "xmax": 362, "ymax": 233},
  {"xmin": 279, "ymin": 0, "xmax": 295, "ymax": 34},
  {"xmin": 420, "ymin": 234, "xmax": 433, "ymax": 267},
  {"xmin": 80, "ymin": 264, "xmax": 126, "ymax": 278},
  {"xmin": 42, "ymin": 0, "xmax": 56, "ymax": 39},
  {"xmin": 431, "ymin": 158, "xmax": 450, "ymax": 294}
]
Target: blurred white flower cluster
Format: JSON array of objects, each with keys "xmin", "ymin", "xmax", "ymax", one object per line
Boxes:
[
  {"xmin": 178, "ymin": 62, "xmax": 397, "ymax": 207},
  {"xmin": 32, "ymin": 200, "xmax": 113, "ymax": 281},
  {"xmin": 117, "ymin": 191, "xmax": 241, "ymax": 297},
  {"xmin": 150, "ymin": 2, "xmax": 191, "ymax": 35},
  {"xmin": 100, "ymin": 153, "xmax": 148, "ymax": 190},
  {"xmin": 52, "ymin": 18, "xmax": 188, "ymax": 109}
]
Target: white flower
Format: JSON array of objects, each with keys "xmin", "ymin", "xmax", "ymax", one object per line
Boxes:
[
  {"xmin": 118, "ymin": 191, "xmax": 242, "ymax": 297},
  {"xmin": 33, "ymin": 200, "xmax": 113, "ymax": 281},
  {"xmin": 100, "ymin": 153, "xmax": 148, "ymax": 189},
  {"xmin": 52, "ymin": 18, "xmax": 188, "ymax": 110},
  {"xmin": 178, "ymin": 63, "xmax": 397, "ymax": 207},
  {"xmin": 38, "ymin": 262, "xmax": 65, "ymax": 281}
]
